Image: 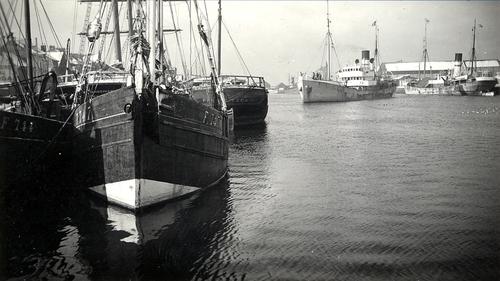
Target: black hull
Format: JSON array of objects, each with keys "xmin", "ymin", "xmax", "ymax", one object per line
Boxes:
[
  {"xmin": 191, "ymin": 86, "xmax": 268, "ymax": 127},
  {"xmin": 72, "ymin": 87, "xmax": 230, "ymax": 210},
  {"xmin": 0, "ymin": 110, "xmax": 72, "ymax": 186},
  {"xmin": 57, "ymin": 81, "xmax": 125, "ymax": 103},
  {"xmin": 224, "ymin": 87, "xmax": 268, "ymax": 126}
]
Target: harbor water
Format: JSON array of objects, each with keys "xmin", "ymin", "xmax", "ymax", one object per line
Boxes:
[{"xmin": 2, "ymin": 93, "xmax": 500, "ymax": 280}]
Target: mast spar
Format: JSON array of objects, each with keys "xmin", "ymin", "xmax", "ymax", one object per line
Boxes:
[
  {"xmin": 470, "ymin": 19, "xmax": 476, "ymax": 76},
  {"xmin": 217, "ymin": 0, "xmax": 222, "ymax": 76},
  {"xmin": 420, "ymin": 18, "xmax": 430, "ymax": 80},
  {"xmin": 148, "ymin": 0, "xmax": 157, "ymax": 84},
  {"xmin": 24, "ymin": 0, "xmax": 34, "ymax": 92},
  {"xmin": 373, "ymin": 20, "xmax": 379, "ymax": 77},
  {"xmin": 111, "ymin": 0, "xmax": 122, "ymax": 66},
  {"xmin": 326, "ymin": 0, "xmax": 331, "ymax": 80}
]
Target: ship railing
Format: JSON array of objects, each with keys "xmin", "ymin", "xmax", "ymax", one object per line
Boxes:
[
  {"xmin": 220, "ymin": 75, "xmax": 265, "ymax": 88},
  {"xmin": 58, "ymin": 74, "xmax": 77, "ymax": 84},
  {"xmin": 85, "ymin": 71, "xmax": 129, "ymax": 84}
]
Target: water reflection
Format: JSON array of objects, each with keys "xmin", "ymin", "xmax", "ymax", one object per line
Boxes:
[
  {"xmin": 2, "ymin": 176, "xmax": 233, "ymax": 280},
  {"xmin": 78, "ymin": 176, "xmax": 232, "ymax": 280},
  {"xmin": 2, "ymin": 182, "xmax": 85, "ymax": 280}
]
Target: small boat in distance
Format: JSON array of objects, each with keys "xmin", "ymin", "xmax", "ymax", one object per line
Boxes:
[
  {"xmin": 403, "ymin": 19, "xmax": 459, "ymax": 96},
  {"xmin": 451, "ymin": 19, "xmax": 497, "ymax": 96},
  {"xmin": 405, "ymin": 77, "xmax": 458, "ymax": 95}
]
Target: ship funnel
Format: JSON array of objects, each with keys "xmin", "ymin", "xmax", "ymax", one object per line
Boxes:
[
  {"xmin": 361, "ymin": 50, "xmax": 370, "ymax": 66},
  {"xmin": 362, "ymin": 50, "xmax": 370, "ymax": 60},
  {"xmin": 453, "ymin": 53, "xmax": 462, "ymax": 78}
]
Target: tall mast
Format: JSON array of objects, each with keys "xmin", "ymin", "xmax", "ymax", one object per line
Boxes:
[
  {"xmin": 193, "ymin": 0, "xmax": 226, "ymax": 110},
  {"xmin": 373, "ymin": 21, "xmax": 379, "ymax": 76},
  {"xmin": 65, "ymin": 38, "xmax": 71, "ymax": 81},
  {"xmin": 148, "ymin": 0, "xmax": 157, "ymax": 84},
  {"xmin": 127, "ymin": 0, "xmax": 133, "ymax": 38},
  {"xmin": 423, "ymin": 18, "xmax": 429, "ymax": 78},
  {"xmin": 111, "ymin": 0, "xmax": 122, "ymax": 65},
  {"xmin": 24, "ymin": 0, "xmax": 33, "ymax": 91},
  {"xmin": 217, "ymin": 0, "xmax": 222, "ymax": 76},
  {"xmin": 326, "ymin": 0, "xmax": 331, "ymax": 80},
  {"xmin": 158, "ymin": 0, "xmax": 163, "ymax": 82},
  {"xmin": 470, "ymin": 19, "xmax": 476, "ymax": 76}
]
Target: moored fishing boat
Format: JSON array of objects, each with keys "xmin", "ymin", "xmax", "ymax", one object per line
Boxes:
[
  {"xmin": 190, "ymin": 75, "xmax": 268, "ymax": 126},
  {"xmin": 189, "ymin": 0, "xmax": 268, "ymax": 127},
  {"xmin": 404, "ymin": 77, "xmax": 458, "ymax": 95},
  {"xmin": 0, "ymin": 1, "xmax": 73, "ymax": 186},
  {"xmin": 403, "ymin": 19, "xmax": 459, "ymax": 96},
  {"xmin": 221, "ymin": 75, "xmax": 268, "ymax": 126},
  {"xmin": 72, "ymin": 0, "xmax": 230, "ymax": 210},
  {"xmin": 451, "ymin": 20, "xmax": 496, "ymax": 96}
]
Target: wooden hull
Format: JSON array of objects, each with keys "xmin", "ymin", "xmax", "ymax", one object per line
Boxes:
[
  {"xmin": 404, "ymin": 85, "xmax": 460, "ymax": 96},
  {"xmin": 0, "ymin": 110, "xmax": 72, "ymax": 186},
  {"xmin": 223, "ymin": 87, "xmax": 268, "ymax": 126},
  {"xmin": 72, "ymin": 87, "xmax": 229, "ymax": 210},
  {"xmin": 0, "ymin": 84, "xmax": 16, "ymax": 103},
  {"xmin": 191, "ymin": 86, "xmax": 268, "ymax": 126},
  {"xmin": 299, "ymin": 79, "xmax": 395, "ymax": 103},
  {"xmin": 57, "ymin": 81, "xmax": 125, "ymax": 102}
]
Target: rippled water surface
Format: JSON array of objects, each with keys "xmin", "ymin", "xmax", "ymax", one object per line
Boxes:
[{"xmin": 2, "ymin": 93, "xmax": 500, "ymax": 280}]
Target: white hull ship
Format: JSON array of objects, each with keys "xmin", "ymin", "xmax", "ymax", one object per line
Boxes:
[{"xmin": 299, "ymin": 50, "xmax": 396, "ymax": 103}]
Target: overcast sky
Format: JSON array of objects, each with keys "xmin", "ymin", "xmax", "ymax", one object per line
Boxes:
[{"xmin": 14, "ymin": 1, "xmax": 500, "ymax": 84}]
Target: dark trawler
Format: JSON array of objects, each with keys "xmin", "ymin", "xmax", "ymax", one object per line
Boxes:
[
  {"xmin": 0, "ymin": 0, "xmax": 72, "ymax": 186},
  {"xmin": 451, "ymin": 19, "xmax": 497, "ymax": 96},
  {"xmin": 72, "ymin": 0, "xmax": 231, "ymax": 210},
  {"xmin": 190, "ymin": 0, "xmax": 268, "ymax": 127}
]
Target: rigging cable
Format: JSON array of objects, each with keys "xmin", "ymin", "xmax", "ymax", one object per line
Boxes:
[
  {"xmin": 71, "ymin": 0, "xmax": 78, "ymax": 51},
  {"xmin": 7, "ymin": 0, "xmax": 20, "ymax": 35},
  {"xmin": 222, "ymin": 20, "xmax": 256, "ymax": 84},
  {"xmin": 38, "ymin": 0, "xmax": 63, "ymax": 48},
  {"xmin": 0, "ymin": 23, "xmax": 30, "ymax": 112},
  {"xmin": 7, "ymin": 0, "xmax": 25, "ymax": 41},
  {"xmin": 169, "ymin": 1, "xmax": 188, "ymax": 78}
]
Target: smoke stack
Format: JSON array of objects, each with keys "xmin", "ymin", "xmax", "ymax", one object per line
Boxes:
[
  {"xmin": 362, "ymin": 50, "xmax": 370, "ymax": 60},
  {"xmin": 361, "ymin": 50, "xmax": 370, "ymax": 66},
  {"xmin": 453, "ymin": 53, "xmax": 463, "ymax": 78}
]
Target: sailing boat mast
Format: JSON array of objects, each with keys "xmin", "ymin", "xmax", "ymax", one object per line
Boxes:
[
  {"xmin": 193, "ymin": 0, "xmax": 226, "ymax": 110},
  {"xmin": 148, "ymin": 0, "xmax": 157, "ymax": 84},
  {"xmin": 127, "ymin": 0, "xmax": 133, "ymax": 38},
  {"xmin": 158, "ymin": 0, "xmax": 163, "ymax": 82},
  {"xmin": 217, "ymin": 0, "xmax": 222, "ymax": 76},
  {"xmin": 326, "ymin": 0, "xmax": 331, "ymax": 80},
  {"xmin": 111, "ymin": 0, "xmax": 122, "ymax": 65},
  {"xmin": 470, "ymin": 19, "xmax": 476, "ymax": 76},
  {"xmin": 373, "ymin": 20, "xmax": 379, "ymax": 76},
  {"xmin": 24, "ymin": 0, "xmax": 34, "ymax": 92},
  {"xmin": 420, "ymin": 18, "xmax": 430, "ymax": 80}
]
